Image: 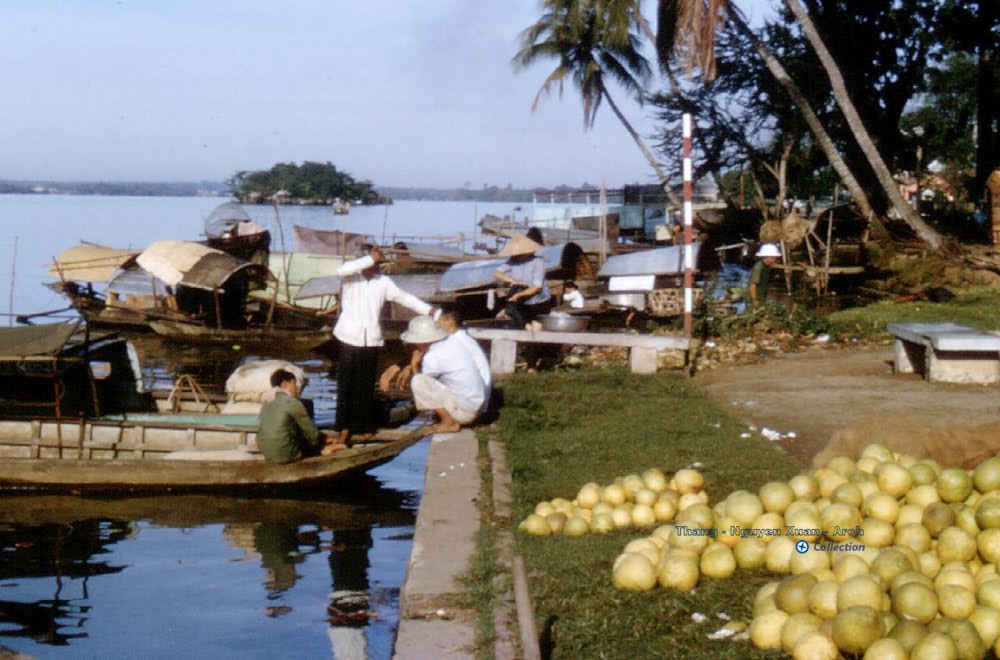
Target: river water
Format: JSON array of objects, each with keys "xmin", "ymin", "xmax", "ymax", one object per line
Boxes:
[{"xmin": 0, "ymin": 194, "xmax": 519, "ymax": 658}]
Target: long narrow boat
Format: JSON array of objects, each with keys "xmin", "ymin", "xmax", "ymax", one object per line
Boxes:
[
  {"xmin": 148, "ymin": 317, "xmax": 332, "ymax": 350},
  {"xmin": 0, "ymin": 413, "xmax": 425, "ymax": 491}
]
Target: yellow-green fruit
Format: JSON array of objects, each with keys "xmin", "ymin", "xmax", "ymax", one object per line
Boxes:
[
  {"xmin": 657, "ymin": 554, "xmax": 699, "ymax": 591},
  {"xmin": 956, "ymin": 506, "xmax": 981, "ymax": 538},
  {"xmin": 969, "ymin": 605, "xmax": 1000, "ymax": 647},
  {"xmin": 821, "ymin": 503, "xmax": 863, "ymax": 542},
  {"xmin": 612, "ymin": 553, "xmax": 657, "ymax": 590},
  {"xmin": 834, "ymin": 554, "xmax": 872, "ymax": 583},
  {"xmin": 545, "ymin": 512, "xmax": 568, "ymax": 534},
  {"xmin": 734, "ymin": 537, "xmax": 768, "ymax": 569},
  {"xmin": 775, "ymin": 574, "xmax": 819, "ymax": 615},
  {"xmin": 809, "ymin": 580, "xmax": 839, "ymax": 619},
  {"xmin": 652, "ymin": 498, "xmax": 677, "ymax": 523},
  {"xmin": 937, "ymin": 526, "xmax": 978, "ymax": 563},
  {"xmin": 977, "ymin": 579, "xmax": 1000, "ymax": 610},
  {"xmin": 938, "ymin": 468, "xmax": 974, "ymax": 503},
  {"xmin": 875, "ymin": 462, "xmax": 914, "ymax": 498},
  {"xmin": 785, "ymin": 510, "xmax": 822, "ymax": 542},
  {"xmin": 896, "ymin": 523, "xmax": 932, "ymax": 553},
  {"xmin": 519, "ymin": 514, "xmax": 551, "ymax": 535},
  {"xmin": 923, "ymin": 502, "xmax": 957, "ymax": 537},
  {"xmin": 862, "ymin": 443, "xmax": 895, "ymax": 463},
  {"xmin": 817, "ymin": 470, "xmax": 849, "ymax": 499},
  {"xmin": 749, "ymin": 610, "xmax": 788, "ymax": 650},
  {"xmin": 563, "ymin": 516, "xmax": 589, "ymax": 536},
  {"xmin": 936, "ymin": 568, "xmax": 976, "ymax": 593},
  {"xmin": 910, "ymin": 462, "xmax": 938, "ymax": 486},
  {"xmin": 838, "ymin": 574, "xmax": 885, "ymax": 612},
  {"xmin": 890, "ymin": 570, "xmax": 932, "ymax": 594},
  {"xmin": 976, "ymin": 498, "xmax": 1000, "ymax": 530},
  {"xmin": 919, "ymin": 552, "xmax": 942, "ymax": 579},
  {"xmin": 979, "ymin": 528, "xmax": 1000, "ymax": 564},
  {"xmin": 863, "ymin": 638, "xmax": 908, "ymax": 660},
  {"xmin": 828, "ymin": 456, "xmax": 858, "ymax": 478},
  {"xmin": 871, "ymin": 548, "xmax": 915, "ymax": 585},
  {"xmin": 765, "ymin": 537, "xmax": 796, "ymax": 574},
  {"xmin": 891, "ymin": 582, "xmax": 938, "ymax": 624},
  {"xmin": 911, "ymin": 631, "xmax": 958, "ymax": 660},
  {"xmin": 832, "ymin": 605, "xmax": 885, "ymax": 654},
  {"xmin": 700, "ymin": 543, "xmax": 736, "ymax": 579},
  {"xmin": 888, "ymin": 619, "xmax": 929, "ymax": 652},
  {"xmin": 760, "ymin": 481, "xmax": 796, "ymax": 513},
  {"xmin": 668, "ymin": 525, "xmax": 709, "ymax": 553},
  {"xmin": 865, "ymin": 492, "xmax": 901, "ymax": 523},
  {"xmin": 610, "ymin": 506, "xmax": 632, "ymax": 529},
  {"xmin": 727, "ymin": 492, "xmax": 764, "ymax": 527},
  {"xmin": 861, "ymin": 518, "xmax": 895, "ymax": 548},
  {"xmin": 601, "ymin": 483, "xmax": 627, "ymax": 506},
  {"xmin": 642, "ymin": 468, "xmax": 668, "ymax": 493},
  {"xmin": 907, "ymin": 484, "xmax": 942, "ymax": 508},
  {"xmin": 944, "ymin": 619, "xmax": 986, "ymax": 660},
  {"xmin": 630, "ymin": 504, "xmax": 656, "ymax": 528},
  {"xmin": 677, "ymin": 502, "xmax": 714, "ymax": 529},
  {"xmin": 789, "ymin": 546, "xmax": 830, "ymax": 575},
  {"xmin": 937, "ymin": 584, "xmax": 977, "ymax": 619},
  {"xmin": 673, "ymin": 469, "xmax": 704, "ymax": 494},
  {"xmin": 634, "ymin": 487, "xmax": 658, "ymax": 507},
  {"xmin": 832, "ymin": 483, "xmax": 865, "ymax": 508},
  {"xmin": 780, "ymin": 612, "xmax": 822, "ymax": 653},
  {"xmin": 590, "ymin": 513, "xmax": 614, "ymax": 533},
  {"xmin": 974, "ymin": 457, "xmax": 1000, "ymax": 494},
  {"xmin": 576, "ymin": 483, "xmax": 601, "ymax": 508},
  {"xmin": 789, "ymin": 474, "xmax": 820, "ymax": 501},
  {"xmin": 792, "ymin": 630, "xmax": 840, "ymax": 660},
  {"xmin": 898, "ymin": 504, "xmax": 925, "ymax": 526}
]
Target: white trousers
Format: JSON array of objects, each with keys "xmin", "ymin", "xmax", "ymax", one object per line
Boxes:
[{"xmin": 410, "ymin": 374, "xmax": 479, "ymax": 424}]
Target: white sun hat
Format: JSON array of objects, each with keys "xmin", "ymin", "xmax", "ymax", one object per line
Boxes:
[
  {"xmin": 400, "ymin": 315, "xmax": 447, "ymax": 344},
  {"xmin": 755, "ymin": 243, "xmax": 782, "ymax": 259}
]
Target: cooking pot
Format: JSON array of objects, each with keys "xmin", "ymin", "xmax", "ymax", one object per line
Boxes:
[{"xmin": 539, "ymin": 314, "xmax": 590, "ymax": 332}]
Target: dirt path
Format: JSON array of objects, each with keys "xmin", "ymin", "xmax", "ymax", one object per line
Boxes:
[{"xmin": 692, "ymin": 344, "xmax": 1000, "ymax": 468}]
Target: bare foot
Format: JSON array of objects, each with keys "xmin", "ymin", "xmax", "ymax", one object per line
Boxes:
[
  {"xmin": 321, "ymin": 443, "xmax": 348, "ymax": 455},
  {"xmin": 429, "ymin": 422, "xmax": 461, "ymax": 434}
]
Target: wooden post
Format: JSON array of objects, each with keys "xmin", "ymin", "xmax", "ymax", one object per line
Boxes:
[
  {"xmin": 682, "ymin": 113, "xmax": 694, "ymax": 338},
  {"xmin": 490, "ymin": 339, "xmax": 517, "ymax": 375}
]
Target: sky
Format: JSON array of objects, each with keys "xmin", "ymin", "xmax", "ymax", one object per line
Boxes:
[{"xmin": 0, "ymin": 0, "xmax": 775, "ymax": 190}]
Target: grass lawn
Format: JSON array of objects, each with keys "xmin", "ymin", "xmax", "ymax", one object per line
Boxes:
[
  {"xmin": 486, "ymin": 367, "xmax": 799, "ymax": 659},
  {"xmin": 828, "ymin": 286, "xmax": 1000, "ymax": 340}
]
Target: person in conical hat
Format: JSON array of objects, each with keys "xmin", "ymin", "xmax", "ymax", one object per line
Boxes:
[
  {"xmin": 493, "ymin": 234, "xmax": 552, "ymax": 330},
  {"xmin": 748, "ymin": 243, "xmax": 782, "ymax": 307}
]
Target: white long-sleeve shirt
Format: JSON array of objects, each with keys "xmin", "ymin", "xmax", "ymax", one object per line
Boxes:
[
  {"xmin": 452, "ymin": 329, "xmax": 491, "ymax": 389},
  {"xmin": 334, "ymin": 255, "xmax": 431, "ymax": 347},
  {"xmin": 421, "ymin": 334, "xmax": 489, "ymax": 412}
]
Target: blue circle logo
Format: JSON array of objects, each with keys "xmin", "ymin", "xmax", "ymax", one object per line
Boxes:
[{"xmin": 795, "ymin": 540, "xmax": 809, "ymax": 554}]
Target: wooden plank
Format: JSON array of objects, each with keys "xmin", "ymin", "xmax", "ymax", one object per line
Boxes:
[{"xmin": 469, "ymin": 328, "xmax": 689, "ymax": 350}]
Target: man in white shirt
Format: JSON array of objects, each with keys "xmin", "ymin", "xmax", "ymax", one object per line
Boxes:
[
  {"xmin": 317, "ymin": 246, "xmax": 433, "ymax": 445},
  {"xmin": 435, "ymin": 309, "xmax": 491, "ymax": 391},
  {"xmin": 397, "ymin": 315, "xmax": 488, "ymax": 434}
]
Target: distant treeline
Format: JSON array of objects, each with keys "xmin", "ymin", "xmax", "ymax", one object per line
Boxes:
[
  {"xmin": 381, "ymin": 184, "xmax": 612, "ymax": 203},
  {"xmin": 228, "ymin": 161, "xmax": 385, "ymax": 205},
  {"xmin": 0, "ymin": 180, "xmax": 225, "ymax": 197}
]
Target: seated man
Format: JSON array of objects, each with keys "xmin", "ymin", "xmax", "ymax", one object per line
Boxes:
[
  {"xmin": 257, "ymin": 369, "xmax": 341, "ymax": 462},
  {"xmin": 435, "ymin": 309, "xmax": 491, "ymax": 393},
  {"xmin": 398, "ymin": 315, "xmax": 489, "ymax": 434}
]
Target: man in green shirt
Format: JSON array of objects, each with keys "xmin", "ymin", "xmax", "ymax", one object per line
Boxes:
[
  {"xmin": 257, "ymin": 370, "xmax": 339, "ymax": 463},
  {"xmin": 748, "ymin": 243, "xmax": 781, "ymax": 307}
]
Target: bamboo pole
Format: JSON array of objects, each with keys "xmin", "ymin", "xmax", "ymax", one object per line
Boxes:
[{"xmin": 8, "ymin": 236, "xmax": 18, "ymax": 326}]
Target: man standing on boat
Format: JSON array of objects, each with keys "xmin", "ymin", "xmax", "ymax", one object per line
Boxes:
[
  {"xmin": 257, "ymin": 370, "xmax": 341, "ymax": 462},
  {"xmin": 319, "ymin": 246, "xmax": 435, "ymax": 446}
]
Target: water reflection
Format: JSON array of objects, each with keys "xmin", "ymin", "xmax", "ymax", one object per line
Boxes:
[{"xmin": 0, "ymin": 460, "xmax": 423, "ymax": 658}]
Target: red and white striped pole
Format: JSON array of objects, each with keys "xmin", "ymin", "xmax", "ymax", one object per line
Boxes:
[{"xmin": 682, "ymin": 113, "xmax": 694, "ymax": 338}]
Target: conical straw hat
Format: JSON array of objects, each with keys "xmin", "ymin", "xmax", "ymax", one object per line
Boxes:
[{"xmin": 500, "ymin": 234, "xmax": 543, "ymax": 257}]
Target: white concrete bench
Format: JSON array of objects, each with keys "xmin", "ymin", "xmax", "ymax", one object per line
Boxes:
[
  {"xmin": 887, "ymin": 322, "xmax": 1000, "ymax": 384},
  {"xmin": 467, "ymin": 328, "xmax": 689, "ymax": 375}
]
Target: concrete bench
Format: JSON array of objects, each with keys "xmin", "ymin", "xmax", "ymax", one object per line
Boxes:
[
  {"xmin": 467, "ymin": 328, "xmax": 690, "ymax": 375},
  {"xmin": 887, "ymin": 322, "xmax": 1000, "ymax": 384}
]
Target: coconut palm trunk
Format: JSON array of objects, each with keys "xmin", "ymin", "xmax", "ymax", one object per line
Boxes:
[
  {"xmin": 727, "ymin": 13, "xmax": 875, "ymax": 220},
  {"xmin": 601, "ymin": 88, "xmax": 682, "ymax": 206},
  {"xmin": 784, "ymin": 0, "xmax": 944, "ymax": 250}
]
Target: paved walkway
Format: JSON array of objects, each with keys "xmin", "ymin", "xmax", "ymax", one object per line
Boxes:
[{"xmin": 393, "ymin": 430, "xmax": 480, "ymax": 660}]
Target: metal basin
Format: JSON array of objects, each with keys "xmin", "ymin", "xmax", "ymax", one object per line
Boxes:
[
  {"xmin": 539, "ymin": 314, "xmax": 590, "ymax": 332},
  {"xmin": 600, "ymin": 293, "xmax": 646, "ymax": 310}
]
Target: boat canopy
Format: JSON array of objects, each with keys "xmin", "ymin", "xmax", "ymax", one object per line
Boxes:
[
  {"xmin": 437, "ymin": 243, "xmax": 585, "ymax": 293},
  {"xmin": 0, "ymin": 321, "xmax": 80, "ymax": 358},
  {"xmin": 136, "ymin": 241, "xmax": 266, "ymax": 292},
  {"xmin": 295, "ymin": 272, "xmax": 441, "ymax": 302},
  {"xmin": 391, "ymin": 243, "xmax": 470, "ymax": 263},
  {"xmin": 49, "ymin": 245, "xmax": 139, "ymax": 283},
  {"xmin": 293, "ymin": 225, "xmax": 374, "ymax": 256},
  {"xmin": 106, "ymin": 268, "xmax": 170, "ymax": 297},
  {"xmin": 597, "ymin": 243, "xmax": 704, "ymax": 278},
  {"xmin": 205, "ymin": 202, "xmax": 254, "ymax": 239}
]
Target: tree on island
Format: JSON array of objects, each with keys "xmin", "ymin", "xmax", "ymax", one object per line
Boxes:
[{"xmin": 228, "ymin": 161, "xmax": 386, "ymax": 205}]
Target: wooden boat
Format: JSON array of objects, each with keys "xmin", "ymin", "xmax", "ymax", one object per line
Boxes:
[
  {"xmin": 148, "ymin": 317, "xmax": 331, "ymax": 350},
  {"xmin": 0, "ymin": 413, "xmax": 426, "ymax": 491}
]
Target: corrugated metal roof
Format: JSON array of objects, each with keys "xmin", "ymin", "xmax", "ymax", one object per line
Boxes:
[
  {"xmin": 597, "ymin": 243, "xmax": 703, "ymax": 277},
  {"xmin": 205, "ymin": 202, "xmax": 253, "ymax": 238},
  {"xmin": 136, "ymin": 240, "xmax": 265, "ymax": 291},
  {"xmin": 437, "ymin": 243, "xmax": 583, "ymax": 292},
  {"xmin": 106, "ymin": 268, "xmax": 170, "ymax": 296},
  {"xmin": 49, "ymin": 245, "xmax": 139, "ymax": 283}
]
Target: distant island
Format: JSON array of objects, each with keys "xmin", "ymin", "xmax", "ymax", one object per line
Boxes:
[{"xmin": 0, "ymin": 172, "xmax": 635, "ymax": 204}]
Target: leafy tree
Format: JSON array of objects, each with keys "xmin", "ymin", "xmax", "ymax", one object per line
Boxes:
[{"xmin": 227, "ymin": 161, "xmax": 383, "ymax": 205}]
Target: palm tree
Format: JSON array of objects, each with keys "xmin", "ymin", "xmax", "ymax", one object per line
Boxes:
[
  {"xmin": 513, "ymin": 0, "xmax": 678, "ymax": 200},
  {"xmin": 656, "ymin": 0, "xmax": 945, "ymax": 250}
]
